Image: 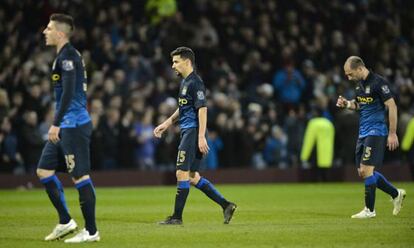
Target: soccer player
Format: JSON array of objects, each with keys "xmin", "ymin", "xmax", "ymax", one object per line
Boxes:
[
  {"xmin": 36, "ymin": 14, "xmax": 100, "ymax": 242},
  {"xmin": 336, "ymin": 56, "xmax": 406, "ymax": 218},
  {"xmin": 154, "ymin": 47, "xmax": 237, "ymax": 225}
]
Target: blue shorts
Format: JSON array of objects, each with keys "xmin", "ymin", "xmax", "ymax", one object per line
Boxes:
[
  {"xmin": 38, "ymin": 122, "xmax": 92, "ymax": 178},
  {"xmin": 176, "ymin": 128, "xmax": 205, "ymax": 172},
  {"xmin": 355, "ymin": 136, "xmax": 387, "ymax": 167}
]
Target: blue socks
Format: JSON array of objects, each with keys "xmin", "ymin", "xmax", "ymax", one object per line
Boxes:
[
  {"xmin": 373, "ymin": 171, "xmax": 399, "ymax": 198},
  {"xmin": 363, "ymin": 171, "xmax": 399, "ymax": 211},
  {"xmin": 40, "ymin": 175, "xmax": 71, "ymax": 224},
  {"xmin": 173, "ymin": 180, "xmax": 190, "ymax": 219},
  {"xmin": 195, "ymin": 177, "xmax": 229, "ymax": 209},
  {"xmin": 76, "ymin": 179, "xmax": 97, "ymax": 235},
  {"xmin": 364, "ymin": 175, "xmax": 376, "ymax": 212}
]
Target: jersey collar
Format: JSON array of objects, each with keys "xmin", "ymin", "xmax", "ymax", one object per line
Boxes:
[
  {"xmin": 184, "ymin": 71, "xmax": 196, "ymax": 82},
  {"xmin": 361, "ymin": 70, "xmax": 374, "ymax": 86},
  {"xmin": 57, "ymin": 42, "xmax": 71, "ymax": 57}
]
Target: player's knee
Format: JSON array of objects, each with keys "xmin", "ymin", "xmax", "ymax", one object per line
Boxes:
[
  {"xmin": 359, "ymin": 168, "xmax": 373, "ymax": 178},
  {"xmin": 72, "ymin": 174, "xmax": 90, "ymax": 184},
  {"xmin": 176, "ymin": 170, "xmax": 189, "ymax": 181},
  {"xmin": 36, "ymin": 168, "xmax": 54, "ymax": 179},
  {"xmin": 189, "ymin": 172, "xmax": 201, "ymax": 185}
]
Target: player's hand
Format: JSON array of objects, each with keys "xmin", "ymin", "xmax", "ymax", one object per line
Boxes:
[
  {"xmin": 336, "ymin": 95, "xmax": 348, "ymax": 108},
  {"xmin": 387, "ymin": 132, "xmax": 399, "ymax": 151},
  {"xmin": 153, "ymin": 123, "xmax": 168, "ymax": 138},
  {"xmin": 198, "ymin": 136, "xmax": 210, "ymax": 156},
  {"xmin": 48, "ymin": 125, "xmax": 60, "ymax": 144}
]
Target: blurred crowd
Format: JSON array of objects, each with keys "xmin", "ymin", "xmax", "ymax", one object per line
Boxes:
[{"xmin": 0, "ymin": 0, "xmax": 413, "ymax": 174}]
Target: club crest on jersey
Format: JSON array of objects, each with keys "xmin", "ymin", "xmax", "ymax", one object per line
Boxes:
[
  {"xmin": 381, "ymin": 85, "xmax": 390, "ymax": 94},
  {"xmin": 62, "ymin": 60, "xmax": 74, "ymax": 71},
  {"xmin": 181, "ymin": 86, "xmax": 188, "ymax": 95},
  {"xmin": 197, "ymin": 91, "xmax": 205, "ymax": 100},
  {"xmin": 365, "ymin": 86, "xmax": 370, "ymax": 94}
]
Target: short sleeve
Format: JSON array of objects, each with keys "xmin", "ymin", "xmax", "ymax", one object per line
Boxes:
[
  {"xmin": 375, "ymin": 78, "xmax": 393, "ymax": 102},
  {"xmin": 190, "ymin": 80, "xmax": 207, "ymax": 109}
]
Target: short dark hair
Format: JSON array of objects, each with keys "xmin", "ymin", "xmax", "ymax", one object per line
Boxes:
[
  {"xmin": 170, "ymin": 47, "xmax": 195, "ymax": 66},
  {"xmin": 50, "ymin": 13, "xmax": 75, "ymax": 35},
  {"xmin": 347, "ymin": 56, "xmax": 365, "ymax": 70}
]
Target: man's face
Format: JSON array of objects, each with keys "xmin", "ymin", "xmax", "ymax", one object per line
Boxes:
[
  {"xmin": 43, "ymin": 21, "xmax": 60, "ymax": 46},
  {"xmin": 344, "ymin": 63, "xmax": 362, "ymax": 82},
  {"xmin": 172, "ymin": 55, "xmax": 189, "ymax": 77}
]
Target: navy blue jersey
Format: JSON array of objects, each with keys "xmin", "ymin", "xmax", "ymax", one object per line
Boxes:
[
  {"xmin": 355, "ymin": 71, "xmax": 393, "ymax": 138},
  {"xmin": 177, "ymin": 71, "xmax": 207, "ymax": 130},
  {"xmin": 51, "ymin": 43, "xmax": 90, "ymax": 128}
]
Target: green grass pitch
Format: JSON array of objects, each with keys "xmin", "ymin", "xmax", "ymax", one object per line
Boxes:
[{"xmin": 0, "ymin": 183, "xmax": 413, "ymax": 248}]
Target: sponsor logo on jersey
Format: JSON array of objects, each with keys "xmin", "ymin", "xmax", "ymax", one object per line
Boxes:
[{"xmin": 357, "ymin": 96, "xmax": 374, "ymax": 104}]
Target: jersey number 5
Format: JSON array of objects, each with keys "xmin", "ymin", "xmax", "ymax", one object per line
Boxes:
[{"xmin": 65, "ymin": 154, "xmax": 75, "ymax": 173}]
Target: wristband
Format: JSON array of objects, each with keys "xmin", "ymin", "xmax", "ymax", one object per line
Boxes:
[{"xmin": 346, "ymin": 101, "xmax": 351, "ymax": 108}]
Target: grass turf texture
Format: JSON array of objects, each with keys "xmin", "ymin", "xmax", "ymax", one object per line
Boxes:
[{"xmin": 0, "ymin": 183, "xmax": 413, "ymax": 248}]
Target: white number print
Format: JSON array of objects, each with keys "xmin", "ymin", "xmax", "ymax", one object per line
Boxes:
[{"xmin": 64, "ymin": 154, "xmax": 75, "ymax": 173}]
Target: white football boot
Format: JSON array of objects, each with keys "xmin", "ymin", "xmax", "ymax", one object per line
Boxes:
[
  {"xmin": 44, "ymin": 219, "xmax": 78, "ymax": 241},
  {"xmin": 392, "ymin": 189, "xmax": 406, "ymax": 216},
  {"xmin": 351, "ymin": 207, "xmax": 376, "ymax": 219},
  {"xmin": 64, "ymin": 228, "xmax": 100, "ymax": 243}
]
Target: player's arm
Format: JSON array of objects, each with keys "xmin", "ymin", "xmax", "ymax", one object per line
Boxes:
[
  {"xmin": 54, "ymin": 59, "xmax": 76, "ymax": 126},
  {"xmin": 198, "ymin": 106, "xmax": 209, "ymax": 155},
  {"xmin": 153, "ymin": 108, "xmax": 178, "ymax": 138},
  {"xmin": 49, "ymin": 57, "xmax": 76, "ymax": 143},
  {"xmin": 163, "ymin": 108, "xmax": 179, "ymax": 128},
  {"xmin": 336, "ymin": 95, "xmax": 359, "ymax": 110},
  {"xmin": 384, "ymin": 98, "xmax": 399, "ymax": 151}
]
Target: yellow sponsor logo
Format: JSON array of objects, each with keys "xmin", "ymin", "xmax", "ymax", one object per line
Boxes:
[
  {"xmin": 357, "ymin": 96, "xmax": 373, "ymax": 104},
  {"xmin": 178, "ymin": 98, "xmax": 188, "ymax": 106},
  {"xmin": 52, "ymin": 74, "xmax": 60, "ymax": 81}
]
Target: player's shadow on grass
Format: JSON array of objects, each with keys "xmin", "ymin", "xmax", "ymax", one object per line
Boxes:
[
  {"xmin": 297, "ymin": 211, "xmax": 344, "ymax": 217},
  {"xmin": 0, "ymin": 236, "xmax": 40, "ymax": 242},
  {"xmin": 98, "ymin": 216, "xmax": 156, "ymax": 224}
]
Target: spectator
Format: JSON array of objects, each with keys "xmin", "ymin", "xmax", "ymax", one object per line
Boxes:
[
  {"xmin": 19, "ymin": 111, "xmax": 44, "ymax": 173},
  {"xmin": 272, "ymin": 59, "xmax": 306, "ymax": 106},
  {"xmin": 0, "ymin": 117, "xmax": 23, "ymax": 173},
  {"xmin": 97, "ymin": 107, "xmax": 121, "ymax": 170},
  {"xmin": 134, "ymin": 108, "xmax": 156, "ymax": 170}
]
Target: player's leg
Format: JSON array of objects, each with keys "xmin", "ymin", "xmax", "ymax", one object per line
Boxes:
[
  {"xmin": 352, "ymin": 137, "xmax": 376, "ymax": 218},
  {"xmin": 361, "ymin": 164, "xmax": 376, "ymax": 212},
  {"xmin": 37, "ymin": 142, "xmax": 77, "ymax": 240},
  {"xmin": 189, "ymin": 129, "xmax": 231, "ymax": 209},
  {"xmin": 159, "ymin": 129, "xmax": 194, "ymax": 225},
  {"xmin": 368, "ymin": 136, "xmax": 406, "ymax": 215},
  {"xmin": 158, "ymin": 170, "xmax": 190, "ymax": 225},
  {"xmin": 65, "ymin": 175, "xmax": 99, "ymax": 243},
  {"xmin": 374, "ymin": 171, "xmax": 398, "ymax": 197},
  {"xmin": 60, "ymin": 123, "xmax": 99, "ymax": 243},
  {"xmin": 190, "ymin": 171, "xmax": 229, "ymax": 208},
  {"xmin": 374, "ymin": 171, "xmax": 406, "ymax": 215},
  {"xmin": 190, "ymin": 171, "xmax": 237, "ymax": 224},
  {"xmin": 351, "ymin": 163, "xmax": 377, "ymax": 218},
  {"xmin": 171, "ymin": 169, "xmax": 190, "ymax": 223}
]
